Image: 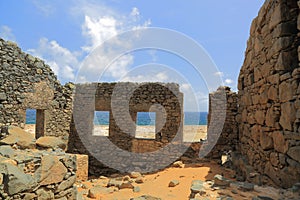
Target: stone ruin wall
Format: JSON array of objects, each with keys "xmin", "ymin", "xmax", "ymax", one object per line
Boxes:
[
  {"xmin": 205, "ymin": 87, "xmax": 238, "ymax": 159},
  {"xmin": 0, "ymin": 38, "xmax": 73, "ymax": 142},
  {"xmin": 236, "ymin": 0, "xmax": 300, "ymax": 188},
  {"xmin": 67, "ymin": 82, "xmax": 188, "ymax": 175}
]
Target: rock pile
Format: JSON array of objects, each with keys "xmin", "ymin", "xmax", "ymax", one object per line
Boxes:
[
  {"xmin": 0, "ymin": 126, "xmax": 84, "ymax": 199},
  {"xmin": 76, "ymin": 171, "xmax": 146, "ymax": 199}
]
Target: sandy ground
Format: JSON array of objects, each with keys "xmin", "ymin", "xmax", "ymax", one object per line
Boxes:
[
  {"xmin": 24, "ymin": 124, "xmax": 35, "ymax": 136},
  {"xmin": 76, "ymin": 161, "xmax": 286, "ymax": 200},
  {"xmin": 25, "ymin": 124, "xmax": 207, "ymax": 142}
]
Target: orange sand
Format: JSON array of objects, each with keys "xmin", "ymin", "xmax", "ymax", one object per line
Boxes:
[{"xmin": 76, "ymin": 161, "xmax": 279, "ymax": 200}]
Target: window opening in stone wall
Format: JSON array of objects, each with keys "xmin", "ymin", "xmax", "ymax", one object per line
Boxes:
[
  {"xmin": 93, "ymin": 111, "xmax": 109, "ymax": 136},
  {"xmin": 183, "ymin": 111, "xmax": 208, "ymax": 142},
  {"xmin": 24, "ymin": 109, "xmax": 45, "ymax": 139},
  {"xmin": 135, "ymin": 112, "xmax": 156, "ymax": 139}
]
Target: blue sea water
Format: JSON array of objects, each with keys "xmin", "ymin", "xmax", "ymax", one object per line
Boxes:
[{"xmin": 26, "ymin": 109, "xmax": 208, "ymax": 125}]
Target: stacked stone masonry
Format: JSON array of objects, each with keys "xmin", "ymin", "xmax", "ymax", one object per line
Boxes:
[
  {"xmin": 68, "ymin": 82, "xmax": 187, "ymax": 175},
  {"xmin": 0, "ymin": 38, "xmax": 74, "ymax": 142},
  {"xmin": 206, "ymin": 87, "xmax": 238, "ymax": 159},
  {"xmin": 236, "ymin": 0, "xmax": 300, "ymax": 188}
]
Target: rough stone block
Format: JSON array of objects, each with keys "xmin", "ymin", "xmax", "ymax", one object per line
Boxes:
[
  {"xmin": 279, "ymin": 102, "xmax": 296, "ymax": 131},
  {"xmin": 273, "ymin": 131, "xmax": 289, "ymax": 154},
  {"xmin": 75, "ymin": 154, "xmax": 88, "ymax": 181}
]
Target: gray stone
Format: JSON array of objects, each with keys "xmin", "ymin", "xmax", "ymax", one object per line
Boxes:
[
  {"xmin": 0, "ymin": 145, "xmax": 15, "ymax": 157},
  {"xmin": 36, "ymin": 188, "xmax": 54, "ymax": 200},
  {"xmin": 213, "ymin": 174, "xmax": 231, "ymax": 187},
  {"xmin": 190, "ymin": 180, "xmax": 206, "ymax": 194},
  {"xmin": 133, "ymin": 186, "xmax": 140, "ymax": 193},
  {"xmin": 168, "ymin": 180, "xmax": 180, "ymax": 187},
  {"xmin": 287, "ymin": 146, "xmax": 300, "ymax": 163},
  {"xmin": 238, "ymin": 182, "xmax": 254, "ymax": 191},
  {"xmin": 0, "ymin": 162, "xmax": 37, "ymax": 195},
  {"xmin": 56, "ymin": 175, "xmax": 76, "ymax": 192}
]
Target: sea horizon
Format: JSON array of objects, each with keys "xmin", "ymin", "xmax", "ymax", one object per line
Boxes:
[{"xmin": 25, "ymin": 109, "xmax": 208, "ymax": 125}]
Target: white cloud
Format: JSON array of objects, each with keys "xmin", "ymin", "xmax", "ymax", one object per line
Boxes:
[
  {"xmin": 26, "ymin": 1, "xmax": 151, "ymax": 83},
  {"xmin": 130, "ymin": 7, "xmax": 140, "ymax": 17},
  {"xmin": 224, "ymin": 78, "xmax": 233, "ymax": 84},
  {"xmin": 0, "ymin": 26, "xmax": 16, "ymax": 42},
  {"xmin": 82, "ymin": 15, "xmax": 118, "ymax": 52},
  {"xmin": 27, "ymin": 38, "xmax": 79, "ymax": 81},
  {"xmin": 214, "ymin": 71, "xmax": 224, "ymax": 77}
]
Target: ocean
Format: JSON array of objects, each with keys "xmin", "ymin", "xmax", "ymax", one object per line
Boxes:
[{"xmin": 25, "ymin": 109, "xmax": 208, "ymax": 125}]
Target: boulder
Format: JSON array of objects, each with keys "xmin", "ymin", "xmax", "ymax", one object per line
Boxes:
[
  {"xmin": 0, "ymin": 162, "xmax": 37, "ymax": 195},
  {"xmin": 35, "ymin": 155, "xmax": 67, "ymax": 185},
  {"xmin": 0, "ymin": 126, "xmax": 35, "ymax": 149},
  {"xmin": 36, "ymin": 136, "xmax": 66, "ymax": 150}
]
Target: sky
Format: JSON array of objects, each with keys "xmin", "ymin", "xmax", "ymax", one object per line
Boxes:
[{"xmin": 0, "ymin": 0, "xmax": 265, "ymax": 111}]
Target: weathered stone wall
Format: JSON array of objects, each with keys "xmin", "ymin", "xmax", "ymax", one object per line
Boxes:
[
  {"xmin": 68, "ymin": 82, "xmax": 184, "ymax": 175},
  {"xmin": 206, "ymin": 87, "xmax": 238, "ymax": 159},
  {"xmin": 0, "ymin": 38, "xmax": 73, "ymax": 141},
  {"xmin": 237, "ymin": 0, "xmax": 300, "ymax": 188}
]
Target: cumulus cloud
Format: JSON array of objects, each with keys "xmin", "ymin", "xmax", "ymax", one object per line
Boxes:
[
  {"xmin": 82, "ymin": 15, "xmax": 118, "ymax": 52},
  {"xmin": 26, "ymin": 1, "xmax": 151, "ymax": 83},
  {"xmin": 27, "ymin": 38, "xmax": 79, "ymax": 81},
  {"xmin": 0, "ymin": 26, "xmax": 16, "ymax": 42}
]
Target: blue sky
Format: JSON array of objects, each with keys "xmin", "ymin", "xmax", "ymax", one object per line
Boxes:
[{"xmin": 0, "ymin": 0, "xmax": 264, "ymax": 111}]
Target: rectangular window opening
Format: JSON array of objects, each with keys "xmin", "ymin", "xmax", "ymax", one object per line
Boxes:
[
  {"xmin": 183, "ymin": 111, "xmax": 208, "ymax": 142},
  {"xmin": 135, "ymin": 112, "xmax": 156, "ymax": 139},
  {"xmin": 25, "ymin": 109, "xmax": 45, "ymax": 139},
  {"xmin": 93, "ymin": 111, "xmax": 109, "ymax": 136}
]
